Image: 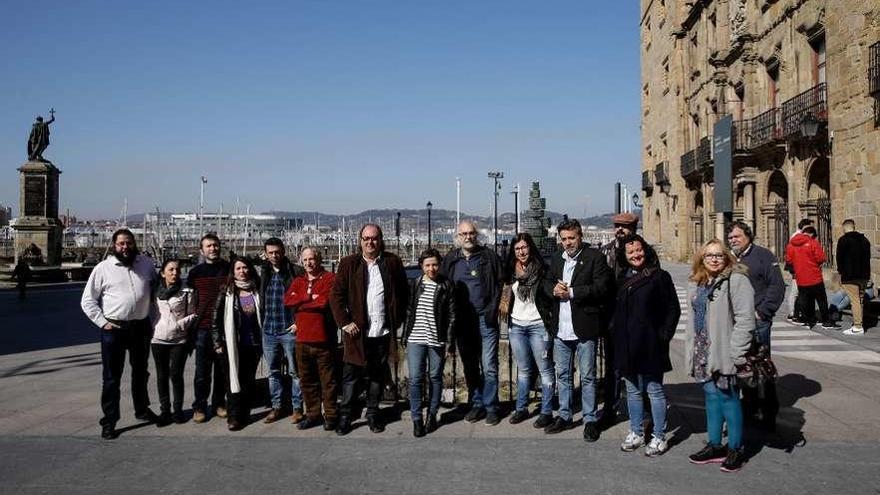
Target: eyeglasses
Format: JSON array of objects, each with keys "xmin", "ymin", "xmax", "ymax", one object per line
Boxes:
[
  {"xmin": 361, "ymin": 236, "xmax": 380, "ymax": 242},
  {"xmin": 703, "ymin": 253, "xmax": 725, "ymax": 260},
  {"xmin": 458, "ymin": 231, "xmax": 478, "ymax": 237}
]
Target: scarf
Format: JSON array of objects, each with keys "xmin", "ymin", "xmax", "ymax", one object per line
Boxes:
[
  {"xmin": 514, "ymin": 261, "xmax": 542, "ymax": 301},
  {"xmin": 618, "ymin": 265, "xmax": 657, "ymax": 294},
  {"xmin": 234, "ymin": 279, "xmax": 255, "ymax": 291},
  {"xmin": 155, "ymin": 279, "xmax": 182, "ymax": 300}
]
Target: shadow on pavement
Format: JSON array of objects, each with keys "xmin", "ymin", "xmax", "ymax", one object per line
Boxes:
[
  {"xmin": 665, "ymin": 373, "xmax": 820, "ymax": 459},
  {"xmin": 1, "ymin": 351, "xmax": 102, "ymax": 378},
  {"xmin": 0, "ymin": 286, "xmax": 98, "ymax": 356}
]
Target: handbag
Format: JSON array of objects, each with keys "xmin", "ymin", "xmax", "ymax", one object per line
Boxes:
[{"xmin": 736, "ymin": 341, "xmax": 778, "ymax": 389}]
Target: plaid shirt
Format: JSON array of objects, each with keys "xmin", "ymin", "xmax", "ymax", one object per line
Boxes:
[{"xmin": 263, "ymin": 271, "xmax": 292, "ymax": 334}]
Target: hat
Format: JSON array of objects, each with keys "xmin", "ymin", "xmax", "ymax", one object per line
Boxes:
[{"xmin": 612, "ymin": 212, "xmax": 639, "ymax": 226}]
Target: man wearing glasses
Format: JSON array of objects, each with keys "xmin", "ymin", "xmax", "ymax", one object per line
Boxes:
[
  {"xmin": 330, "ymin": 224, "xmax": 409, "ymax": 435},
  {"xmin": 440, "ymin": 221, "xmax": 504, "ymax": 425},
  {"xmin": 81, "ymin": 229, "xmax": 158, "ymax": 439}
]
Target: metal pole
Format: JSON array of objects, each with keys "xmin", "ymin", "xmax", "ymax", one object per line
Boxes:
[
  {"xmin": 427, "ymin": 201, "xmax": 432, "ymax": 249},
  {"xmin": 487, "ymin": 172, "xmax": 503, "ymax": 253},
  {"xmin": 456, "ymin": 177, "xmax": 461, "ymax": 227},
  {"xmin": 199, "ymin": 176, "xmax": 206, "ymax": 236},
  {"xmin": 512, "ymin": 184, "xmax": 520, "ymax": 234}
]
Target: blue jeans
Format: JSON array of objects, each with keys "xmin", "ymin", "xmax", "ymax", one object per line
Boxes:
[
  {"xmin": 509, "ymin": 321, "xmax": 554, "ymax": 415},
  {"xmin": 407, "ymin": 343, "xmax": 446, "ymax": 421},
  {"xmin": 553, "ymin": 337, "xmax": 598, "ymax": 422},
  {"xmin": 755, "ymin": 319, "xmax": 772, "ymax": 348},
  {"xmin": 263, "ymin": 331, "xmax": 302, "ymax": 410},
  {"xmin": 703, "ymin": 380, "xmax": 743, "ymax": 450},
  {"xmin": 623, "ymin": 374, "xmax": 666, "ymax": 440},
  {"xmin": 459, "ymin": 315, "xmax": 499, "ymax": 413}
]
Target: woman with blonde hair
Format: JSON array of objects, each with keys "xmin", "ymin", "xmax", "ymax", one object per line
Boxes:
[{"xmin": 685, "ymin": 239, "xmax": 754, "ymax": 473}]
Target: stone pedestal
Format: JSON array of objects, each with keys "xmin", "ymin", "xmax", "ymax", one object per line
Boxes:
[{"xmin": 14, "ymin": 160, "xmax": 63, "ymax": 266}]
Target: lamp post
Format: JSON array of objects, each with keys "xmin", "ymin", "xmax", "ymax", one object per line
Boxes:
[
  {"xmin": 511, "ymin": 184, "xmax": 519, "ymax": 234},
  {"xmin": 488, "ymin": 171, "xmax": 504, "ymax": 252},
  {"xmin": 199, "ymin": 176, "xmax": 207, "ymax": 236},
  {"xmin": 632, "ymin": 193, "xmax": 642, "ymax": 209},
  {"xmin": 426, "ymin": 201, "xmax": 433, "ymax": 248}
]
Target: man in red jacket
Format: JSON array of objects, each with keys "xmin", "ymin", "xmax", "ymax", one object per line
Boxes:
[
  {"xmin": 785, "ymin": 226, "xmax": 839, "ymax": 329},
  {"xmin": 284, "ymin": 247, "xmax": 338, "ymax": 430}
]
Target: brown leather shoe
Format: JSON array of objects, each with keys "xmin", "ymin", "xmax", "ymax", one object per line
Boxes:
[
  {"xmin": 264, "ymin": 408, "xmax": 284, "ymax": 424},
  {"xmin": 214, "ymin": 406, "xmax": 228, "ymax": 418},
  {"xmin": 193, "ymin": 409, "xmax": 207, "ymax": 424},
  {"xmin": 290, "ymin": 408, "xmax": 304, "ymax": 424}
]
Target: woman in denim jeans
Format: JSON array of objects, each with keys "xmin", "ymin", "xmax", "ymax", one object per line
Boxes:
[
  {"xmin": 611, "ymin": 235, "xmax": 680, "ymax": 457},
  {"xmin": 499, "ymin": 233, "xmax": 555, "ymax": 429},
  {"xmin": 402, "ymin": 249, "xmax": 456, "ymax": 438},
  {"xmin": 685, "ymin": 239, "xmax": 755, "ymax": 473}
]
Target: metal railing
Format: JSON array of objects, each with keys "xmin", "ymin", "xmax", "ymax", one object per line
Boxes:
[
  {"xmin": 869, "ymin": 41, "xmax": 880, "ymax": 96},
  {"xmin": 732, "ymin": 119, "xmax": 750, "ymax": 152},
  {"xmin": 680, "ymin": 149, "xmax": 698, "ymax": 178},
  {"xmin": 697, "ymin": 135, "xmax": 712, "ymax": 167},
  {"xmin": 654, "ymin": 161, "xmax": 670, "ymax": 186},
  {"xmin": 642, "ymin": 170, "xmax": 654, "ymax": 192},
  {"xmin": 781, "ymin": 82, "xmax": 827, "ymax": 138},
  {"xmin": 750, "ymin": 107, "xmax": 782, "ymax": 148}
]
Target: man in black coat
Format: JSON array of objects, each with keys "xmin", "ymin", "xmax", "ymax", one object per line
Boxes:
[
  {"xmin": 727, "ymin": 221, "xmax": 785, "ymax": 429},
  {"xmin": 542, "ymin": 219, "xmax": 613, "ymax": 441},
  {"xmin": 440, "ymin": 221, "xmax": 504, "ymax": 426},
  {"xmin": 837, "ymin": 219, "xmax": 872, "ymax": 335}
]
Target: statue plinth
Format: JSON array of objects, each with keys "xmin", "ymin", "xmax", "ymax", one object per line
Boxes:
[{"xmin": 14, "ymin": 160, "xmax": 63, "ymax": 266}]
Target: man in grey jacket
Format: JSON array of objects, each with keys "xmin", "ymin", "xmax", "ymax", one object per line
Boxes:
[{"xmin": 727, "ymin": 221, "xmax": 784, "ymax": 429}]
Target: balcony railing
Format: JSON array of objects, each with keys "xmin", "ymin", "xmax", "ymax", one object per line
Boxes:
[
  {"xmin": 642, "ymin": 170, "xmax": 654, "ymax": 192},
  {"xmin": 781, "ymin": 82, "xmax": 827, "ymax": 138},
  {"xmin": 750, "ymin": 107, "xmax": 782, "ymax": 148},
  {"xmin": 869, "ymin": 41, "xmax": 880, "ymax": 96},
  {"xmin": 732, "ymin": 119, "xmax": 750, "ymax": 152},
  {"xmin": 680, "ymin": 149, "xmax": 698, "ymax": 178},
  {"xmin": 697, "ymin": 135, "xmax": 712, "ymax": 167},
  {"xmin": 654, "ymin": 161, "xmax": 670, "ymax": 186}
]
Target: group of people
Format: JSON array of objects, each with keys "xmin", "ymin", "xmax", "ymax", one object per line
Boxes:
[
  {"xmin": 78, "ymin": 213, "xmax": 870, "ymax": 475},
  {"xmin": 785, "ymin": 218, "xmax": 873, "ymax": 336}
]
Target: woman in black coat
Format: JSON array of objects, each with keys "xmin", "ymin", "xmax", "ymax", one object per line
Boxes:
[{"xmin": 612, "ymin": 234, "xmax": 680, "ymax": 456}]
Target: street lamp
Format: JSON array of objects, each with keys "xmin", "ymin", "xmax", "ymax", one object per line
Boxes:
[
  {"xmin": 426, "ymin": 201, "xmax": 433, "ymax": 248},
  {"xmin": 799, "ymin": 114, "xmax": 820, "ymax": 138},
  {"xmin": 632, "ymin": 193, "xmax": 643, "ymax": 209},
  {"xmin": 488, "ymin": 171, "xmax": 504, "ymax": 252}
]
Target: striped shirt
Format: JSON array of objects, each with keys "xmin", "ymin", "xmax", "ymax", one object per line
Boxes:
[{"xmin": 408, "ymin": 278, "xmax": 441, "ymax": 347}]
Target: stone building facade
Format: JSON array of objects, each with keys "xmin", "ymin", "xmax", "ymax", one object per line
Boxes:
[{"xmin": 640, "ymin": 0, "xmax": 880, "ymax": 283}]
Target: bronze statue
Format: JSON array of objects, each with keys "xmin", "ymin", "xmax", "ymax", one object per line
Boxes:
[{"xmin": 28, "ymin": 109, "xmax": 55, "ymax": 162}]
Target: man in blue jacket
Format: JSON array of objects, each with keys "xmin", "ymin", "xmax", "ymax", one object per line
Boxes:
[{"xmin": 727, "ymin": 221, "xmax": 785, "ymax": 429}]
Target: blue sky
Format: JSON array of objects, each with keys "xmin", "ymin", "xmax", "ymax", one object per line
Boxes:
[{"xmin": 1, "ymin": 1, "xmax": 640, "ymax": 220}]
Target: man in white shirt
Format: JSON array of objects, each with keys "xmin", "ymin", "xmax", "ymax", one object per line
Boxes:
[
  {"xmin": 81, "ymin": 229, "xmax": 158, "ymax": 439},
  {"xmin": 330, "ymin": 224, "xmax": 409, "ymax": 435}
]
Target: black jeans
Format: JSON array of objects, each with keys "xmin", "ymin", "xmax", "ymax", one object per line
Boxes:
[
  {"xmin": 797, "ymin": 283, "xmax": 831, "ymax": 325},
  {"xmin": 222, "ymin": 345, "xmax": 261, "ymax": 424},
  {"xmin": 151, "ymin": 343, "xmax": 188, "ymax": 415},
  {"xmin": 193, "ymin": 330, "xmax": 227, "ymax": 412},
  {"xmin": 100, "ymin": 318, "xmax": 151, "ymax": 426},
  {"xmin": 600, "ymin": 336, "xmax": 623, "ymax": 417},
  {"xmin": 340, "ymin": 335, "xmax": 390, "ymax": 419}
]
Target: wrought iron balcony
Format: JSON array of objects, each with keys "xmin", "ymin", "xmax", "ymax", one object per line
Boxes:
[
  {"xmin": 642, "ymin": 170, "xmax": 654, "ymax": 192},
  {"xmin": 749, "ymin": 107, "xmax": 782, "ymax": 148},
  {"xmin": 697, "ymin": 136, "xmax": 712, "ymax": 167},
  {"xmin": 870, "ymin": 41, "xmax": 880, "ymax": 96},
  {"xmin": 732, "ymin": 119, "xmax": 750, "ymax": 152},
  {"xmin": 654, "ymin": 161, "xmax": 670, "ymax": 192},
  {"xmin": 680, "ymin": 149, "xmax": 698, "ymax": 178},
  {"xmin": 781, "ymin": 82, "xmax": 827, "ymax": 138}
]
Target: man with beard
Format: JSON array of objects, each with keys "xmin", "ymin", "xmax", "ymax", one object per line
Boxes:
[
  {"xmin": 544, "ymin": 219, "xmax": 613, "ymax": 440},
  {"xmin": 727, "ymin": 221, "xmax": 785, "ymax": 430},
  {"xmin": 440, "ymin": 221, "xmax": 503, "ymax": 425},
  {"xmin": 597, "ymin": 212, "xmax": 639, "ymax": 426},
  {"xmin": 331, "ymin": 224, "xmax": 409, "ymax": 435},
  {"xmin": 187, "ymin": 233, "xmax": 230, "ymax": 423},
  {"xmin": 81, "ymin": 229, "xmax": 158, "ymax": 439}
]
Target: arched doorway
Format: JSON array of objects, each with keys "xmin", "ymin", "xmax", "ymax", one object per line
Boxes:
[
  {"xmin": 801, "ymin": 157, "xmax": 832, "ymax": 265},
  {"xmin": 691, "ymin": 190, "xmax": 704, "ymax": 256},
  {"xmin": 763, "ymin": 170, "xmax": 789, "ymax": 260}
]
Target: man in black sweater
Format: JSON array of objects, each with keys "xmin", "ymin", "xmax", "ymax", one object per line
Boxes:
[{"xmin": 837, "ymin": 219, "xmax": 872, "ymax": 335}]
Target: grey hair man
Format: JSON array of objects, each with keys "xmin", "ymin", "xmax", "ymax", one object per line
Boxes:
[{"xmin": 440, "ymin": 221, "xmax": 504, "ymax": 425}]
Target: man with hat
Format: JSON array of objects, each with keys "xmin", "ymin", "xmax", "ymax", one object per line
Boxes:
[{"xmin": 597, "ymin": 211, "xmax": 639, "ymax": 427}]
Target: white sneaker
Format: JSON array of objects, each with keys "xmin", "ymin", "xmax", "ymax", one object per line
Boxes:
[
  {"xmin": 645, "ymin": 436, "xmax": 668, "ymax": 457},
  {"xmin": 620, "ymin": 431, "xmax": 644, "ymax": 452},
  {"xmin": 843, "ymin": 326, "xmax": 865, "ymax": 335}
]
